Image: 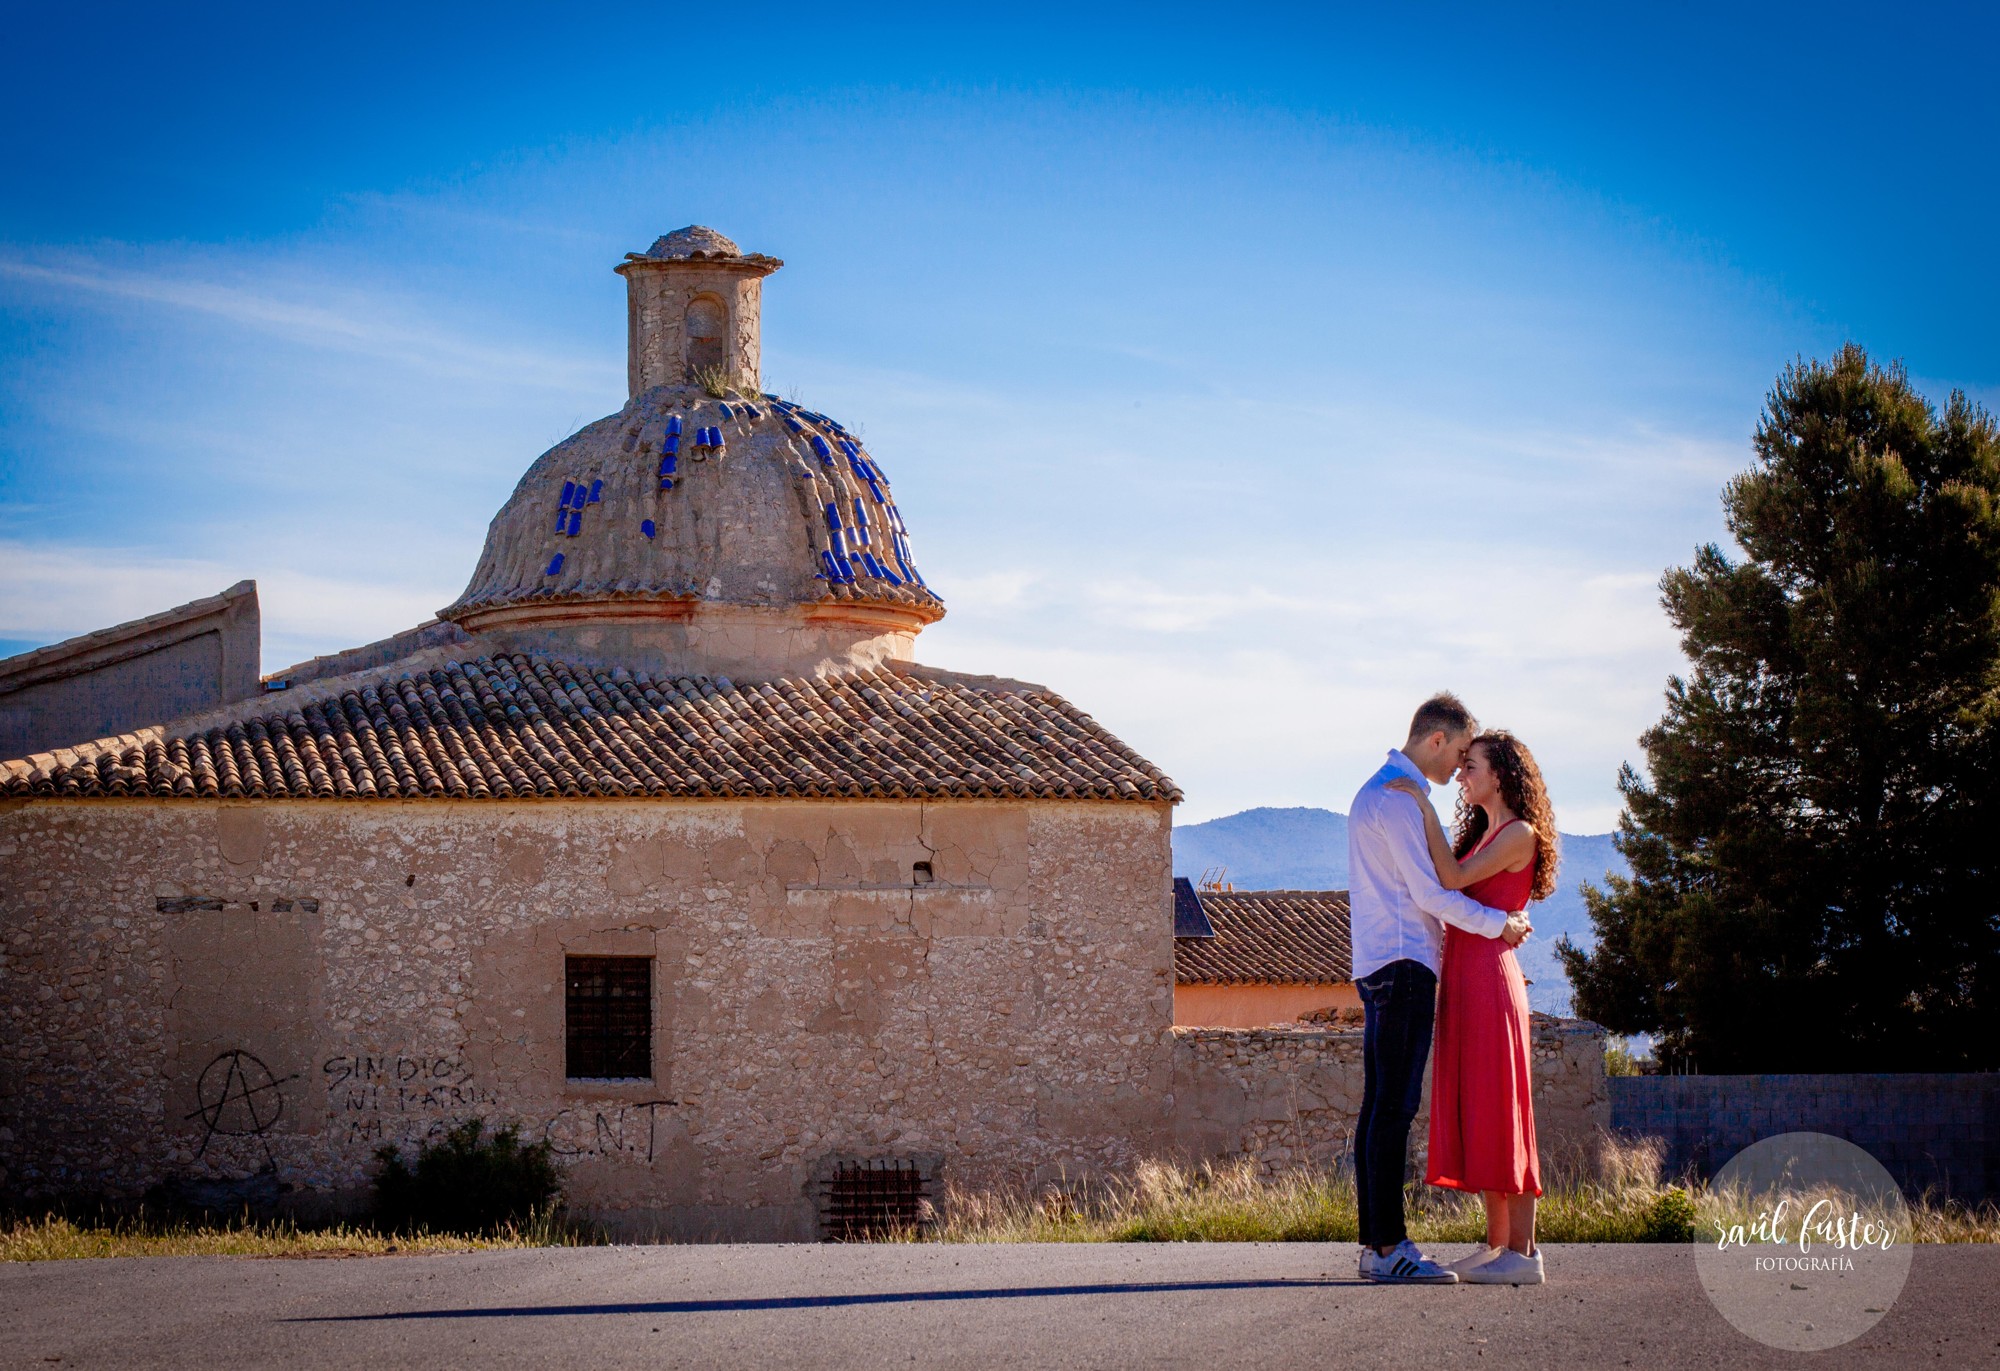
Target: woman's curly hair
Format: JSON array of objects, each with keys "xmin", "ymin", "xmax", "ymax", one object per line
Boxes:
[{"xmin": 1452, "ymin": 729, "xmax": 1561, "ymax": 902}]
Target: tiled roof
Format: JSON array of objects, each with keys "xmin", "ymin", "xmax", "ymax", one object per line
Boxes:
[
  {"xmin": 1173, "ymin": 890, "xmax": 1353, "ymax": 985},
  {"xmin": 0, "ymin": 655, "xmax": 1181, "ymax": 803}
]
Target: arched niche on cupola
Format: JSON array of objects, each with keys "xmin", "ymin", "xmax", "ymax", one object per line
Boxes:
[{"xmin": 684, "ymin": 294, "xmax": 728, "ymax": 380}]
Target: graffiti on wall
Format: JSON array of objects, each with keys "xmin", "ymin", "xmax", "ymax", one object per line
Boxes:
[
  {"xmin": 186, "ymin": 1049, "xmax": 301, "ymax": 1164},
  {"xmin": 543, "ymin": 1099, "xmax": 679, "ymax": 1162},
  {"xmin": 322, "ymin": 1053, "xmax": 494, "ymax": 1146}
]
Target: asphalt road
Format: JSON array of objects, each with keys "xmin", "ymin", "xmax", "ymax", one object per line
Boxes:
[{"xmin": 3, "ymin": 1242, "xmax": 1996, "ymax": 1370}]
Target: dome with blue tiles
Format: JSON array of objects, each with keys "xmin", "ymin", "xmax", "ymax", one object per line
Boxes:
[
  {"xmin": 440, "ymin": 386, "xmax": 941, "ymax": 625},
  {"xmin": 439, "ymin": 232, "xmax": 942, "ymax": 681}
]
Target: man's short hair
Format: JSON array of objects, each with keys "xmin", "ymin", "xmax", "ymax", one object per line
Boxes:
[{"xmin": 1407, "ymin": 692, "xmax": 1477, "ymax": 744}]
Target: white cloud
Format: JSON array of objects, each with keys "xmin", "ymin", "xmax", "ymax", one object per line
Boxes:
[
  {"xmin": 0, "ymin": 540, "xmax": 447, "ymax": 676},
  {"xmin": 920, "ymin": 553, "xmax": 1681, "ymax": 831},
  {"xmin": 0, "ymin": 254, "xmax": 616, "ymax": 396}
]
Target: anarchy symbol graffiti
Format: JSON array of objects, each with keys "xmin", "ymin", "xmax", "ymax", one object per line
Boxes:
[{"xmin": 185, "ymin": 1049, "xmax": 299, "ymax": 1163}]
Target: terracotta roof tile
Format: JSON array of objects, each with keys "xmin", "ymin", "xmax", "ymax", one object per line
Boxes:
[
  {"xmin": 0, "ymin": 655, "xmax": 1181, "ymax": 804},
  {"xmin": 1173, "ymin": 889, "xmax": 1352, "ymax": 985}
]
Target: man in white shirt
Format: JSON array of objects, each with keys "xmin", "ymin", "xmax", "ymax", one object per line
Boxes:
[{"xmin": 1349, "ymin": 692, "xmax": 1530, "ymax": 1284}]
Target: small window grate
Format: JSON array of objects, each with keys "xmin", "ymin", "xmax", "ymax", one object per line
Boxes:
[
  {"xmin": 565, "ymin": 956, "xmax": 652, "ymax": 1080},
  {"xmin": 821, "ymin": 1160, "xmax": 929, "ymax": 1240}
]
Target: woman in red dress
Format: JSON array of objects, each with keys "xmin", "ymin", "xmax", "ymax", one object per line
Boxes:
[{"xmin": 1387, "ymin": 730, "xmax": 1561, "ymax": 1285}]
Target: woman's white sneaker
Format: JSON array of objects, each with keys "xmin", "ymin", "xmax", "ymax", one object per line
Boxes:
[
  {"xmin": 1446, "ymin": 1245, "xmax": 1505, "ymax": 1276},
  {"xmin": 1460, "ymin": 1246, "xmax": 1544, "ymax": 1285},
  {"xmin": 1359, "ymin": 1239, "xmax": 1459, "ymax": 1284}
]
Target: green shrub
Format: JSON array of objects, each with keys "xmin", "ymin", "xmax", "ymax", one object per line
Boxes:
[
  {"xmin": 1639, "ymin": 1185, "xmax": 1696, "ymax": 1242},
  {"xmin": 372, "ymin": 1119, "xmax": 561, "ymax": 1235}
]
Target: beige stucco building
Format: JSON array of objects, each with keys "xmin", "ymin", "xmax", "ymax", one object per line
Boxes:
[{"xmin": 0, "ymin": 229, "xmax": 1607, "ymax": 1238}]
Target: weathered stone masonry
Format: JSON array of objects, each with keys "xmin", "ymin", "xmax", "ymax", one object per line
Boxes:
[{"xmin": 1, "ymin": 797, "xmax": 1180, "ymax": 1237}]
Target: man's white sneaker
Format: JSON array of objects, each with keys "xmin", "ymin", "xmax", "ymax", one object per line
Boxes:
[
  {"xmin": 1446, "ymin": 1245, "xmax": 1504, "ymax": 1276},
  {"xmin": 1460, "ymin": 1246, "xmax": 1544, "ymax": 1285},
  {"xmin": 1359, "ymin": 1239, "xmax": 1459, "ymax": 1284}
]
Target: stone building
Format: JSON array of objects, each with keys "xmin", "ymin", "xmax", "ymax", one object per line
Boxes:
[{"xmin": 0, "ymin": 228, "xmax": 1607, "ymax": 1238}]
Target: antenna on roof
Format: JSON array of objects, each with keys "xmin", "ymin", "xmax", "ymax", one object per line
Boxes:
[{"xmin": 1198, "ymin": 866, "xmax": 1232, "ymax": 893}]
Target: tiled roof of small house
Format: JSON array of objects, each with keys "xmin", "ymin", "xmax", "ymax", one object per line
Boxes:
[
  {"xmin": 1173, "ymin": 890, "xmax": 1352, "ymax": 985},
  {"xmin": 0, "ymin": 655, "xmax": 1181, "ymax": 803}
]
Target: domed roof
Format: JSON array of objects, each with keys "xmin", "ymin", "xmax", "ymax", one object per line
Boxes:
[
  {"xmin": 439, "ymin": 386, "xmax": 943, "ymax": 628},
  {"xmin": 626, "ymin": 225, "xmax": 781, "ymax": 268}
]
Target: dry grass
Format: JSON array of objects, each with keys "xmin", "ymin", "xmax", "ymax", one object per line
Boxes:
[
  {"xmin": 919, "ymin": 1140, "xmax": 2000, "ymax": 1246},
  {"xmin": 12, "ymin": 1141, "xmax": 1996, "ymax": 1259},
  {"xmin": 1, "ymin": 1208, "xmax": 605, "ymax": 1262}
]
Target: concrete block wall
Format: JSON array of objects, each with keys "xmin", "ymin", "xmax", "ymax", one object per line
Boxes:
[{"xmin": 1609, "ymin": 1073, "xmax": 2000, "ymax": 1201}]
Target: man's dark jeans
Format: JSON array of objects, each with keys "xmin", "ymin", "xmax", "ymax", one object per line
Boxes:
[{"xmin": 1353, "ymin": 957, "xmax": 1437, "ymax": 1251}]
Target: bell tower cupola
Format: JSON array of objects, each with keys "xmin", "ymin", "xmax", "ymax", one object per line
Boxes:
[{"xmin": 614, "ymin": 226, "xmax": 783, "ymax": 397}]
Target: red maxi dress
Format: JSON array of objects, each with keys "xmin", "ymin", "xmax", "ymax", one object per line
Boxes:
[{"xmin": 1427, "ymin": 819, "xmax": 1541, "ymax": 1196}]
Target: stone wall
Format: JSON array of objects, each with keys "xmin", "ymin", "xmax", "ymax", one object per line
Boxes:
[
  {"xmin": 0, "ymin": 796, "xmax": 1174, "ymax": 1239},
  {"xmin": 0, "ymin": 582, "xmax": 260, "ymax": 759},
  {"xmin": 1610, "ymin": 1073, "xmax": 2000, "ymax": 1201},
  {"xmin": 1169, "ymin": 1017, "xmax": 1611, "ymax": 1180}
]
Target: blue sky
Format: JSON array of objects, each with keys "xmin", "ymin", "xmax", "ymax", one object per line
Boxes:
[{"xmin": 3, "ymin": 3, "xmax": 1995, "ymax": 827}]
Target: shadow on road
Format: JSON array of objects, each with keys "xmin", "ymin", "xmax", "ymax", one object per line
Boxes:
[{"xmin": 292, "ymin": 1277, "xmax": 1358, "ymax": 1322}]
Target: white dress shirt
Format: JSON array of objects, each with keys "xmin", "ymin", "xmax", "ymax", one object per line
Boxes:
[{"xmin": 1347, "ymin": 749, "xmax": 1509, "ymax": 981}]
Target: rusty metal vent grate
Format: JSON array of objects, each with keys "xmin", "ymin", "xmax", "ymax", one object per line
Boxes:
[{"xmin": 821, "ymin": 1159, "xmax": 929, "ymax": 1240}]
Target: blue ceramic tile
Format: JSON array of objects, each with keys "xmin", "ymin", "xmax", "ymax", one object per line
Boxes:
[
  {"xmin": 718, "ymin": 402, "xmax": 734, "ymax": 420},
  {"xmin": 641, "ymin": 519, "xmax": 657, "ymax": 539},
  {"xmin": 823, "ymin": 502, "xmax": 842, "ymax": 531},
  {"xmin": 545, "ymin": 553, "xmax": 565, "ymax": 576},
  {"xmin": 587, "ymin": 479, "xmax": 603, "ymax": 503},
  {"xmin": 666, "ymin": 415, "xmax": 683, "ymax": 435},
  {"xmin": 559, "ymin": 480, "xmax": 577, "ymax": 508},
  {"xmin": 567, "ymin": 511, "xmax": 582, "ymax": 537}
]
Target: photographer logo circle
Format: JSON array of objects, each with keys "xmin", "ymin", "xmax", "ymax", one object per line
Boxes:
[{"xmin": 1693, "ymin": 1132, "xmax": 1912, "ymax": 1352}]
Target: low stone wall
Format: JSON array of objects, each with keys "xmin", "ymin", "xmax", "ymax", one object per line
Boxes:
[
  {"xmin": 1168, "ymin": 1017, "xmax": 1610, "ymax": 1180},
  {"xmin": 1610, "ymin": 1073, "xmax": 2000, "ymax": 1201}
]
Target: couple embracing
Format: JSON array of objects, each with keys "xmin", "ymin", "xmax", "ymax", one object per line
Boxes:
[{"xmin": 1349, "ymin": 692, "xmax": 1560, "ymax": 1286}]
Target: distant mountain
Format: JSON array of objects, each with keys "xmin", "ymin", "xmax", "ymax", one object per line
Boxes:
[{"xmin": 1172, "ymin": 806, "xmax": 1630, "ymax": 1017}]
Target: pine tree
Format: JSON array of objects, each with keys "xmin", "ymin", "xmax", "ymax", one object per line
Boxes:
[{"xmin": 1559, "ymin": 345, "xmax": 2000, "ymax": 1071}]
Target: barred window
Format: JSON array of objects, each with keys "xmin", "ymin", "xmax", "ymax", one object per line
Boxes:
[{"xmin": 565, "ymin": 956, "xmax": 652, "ymax": 1080}]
